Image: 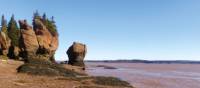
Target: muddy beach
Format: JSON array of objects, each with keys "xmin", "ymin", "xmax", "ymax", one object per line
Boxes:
[{"xmin": 86, "ymin": 62, "xmax": 200, "ymax": 88}]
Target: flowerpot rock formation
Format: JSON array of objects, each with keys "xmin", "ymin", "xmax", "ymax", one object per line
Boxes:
[
  {"xmin": 67, "ymin": 42, "xmax": 87, "ymax": 68},
  {"xmin": 18, "ymin": 19, "xmax": 58, "ymax": 62}
]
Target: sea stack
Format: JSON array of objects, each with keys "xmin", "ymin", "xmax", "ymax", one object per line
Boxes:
[
  {"xmin": 18, "ymin": 18, "xmax": 58, "ymax": 63},
  {"xmin": 18, "ymin": 20, "xmax": 39, "ymax": 59},
  {"xmin": 67, "ymin": 42, "xmax": 87, "ymax": 69}
]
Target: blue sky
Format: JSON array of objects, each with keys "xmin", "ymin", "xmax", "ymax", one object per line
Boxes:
[{"xmin": 0, "ymin": 0, "xmax": 200, "ymax": 61}]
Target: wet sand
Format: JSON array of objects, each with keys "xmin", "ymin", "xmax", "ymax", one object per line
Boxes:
[
  {"xmin": 0, "ymin": 60, "xmax": 126, "ymax": 88},
  {"xmin": 0, "ymin": 60, "xmax": 77, "ymax": 88},
  {"xmin": 86, "ymin": 62, "xmax": 200, "ymax": 88}
]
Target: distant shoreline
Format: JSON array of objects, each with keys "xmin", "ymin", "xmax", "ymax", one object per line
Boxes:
[{"xmin": 85, "ymin": 60, "xmax": 200, "ymax": 64}]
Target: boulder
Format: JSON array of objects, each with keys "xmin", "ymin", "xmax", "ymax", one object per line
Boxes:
[
  {"xmin": 67, "ymin": 42, "xmax": 87, "ymax": 68},
  {"xmin": 19, "ymin": 20, "xmax": 39, "ymax": 59}
]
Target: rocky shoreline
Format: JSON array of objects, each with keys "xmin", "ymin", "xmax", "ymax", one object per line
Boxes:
[{"xmin": 0, "ymin": 13, "xmax": 134, "ymax": 88}]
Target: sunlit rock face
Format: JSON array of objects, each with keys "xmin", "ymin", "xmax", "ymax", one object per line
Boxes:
[
  {"xmin": 33, "ymin": 19, "xmax": 58, "ymax": 62},
  {"xmin": 67, "ymin": 42, "xmax": 87, "ymax": 68},
  {"xmin": 19, "ymin": 20, "xmax": 39, "ymax": 59},
  {"xmin": 0, "ymin": 31, "xmax": 11, "ymax": 56},
  {"xmin": 19, "ymin": 19, "xmax": 58, "ymax": 63}
]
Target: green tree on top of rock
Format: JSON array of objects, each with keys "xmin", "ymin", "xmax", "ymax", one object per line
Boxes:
[
  {"xmin": 1, "ymin": 15, "xmax": 10, "ymax": 43},
  {"xmin": 42, "ymin": 13, "xmax": 47, "ymax": 23},
  {"xmin": 33, "ymin": 10, "xmax": 41, "ymax": 20},
  {"xmin": 7, "ymin": 14, "xmax": 20, "ymax": 46},
  {"xmin": 44, "ymin": 16, "xmax": 57, "ymax": 36},
  {"xmin": 1, "ymin": 15, "xmax": 7, "ymax": 34},
  {"xmin": 41, "ymin": 13, "xmax": 57, "ymax": 36},
  {"xmin": 33, "ymin": 12, "xmax": 58, "ymax": 36}
]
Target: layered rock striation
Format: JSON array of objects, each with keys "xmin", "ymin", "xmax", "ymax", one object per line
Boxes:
[{"xmin": 18, "ymin": 18, "xmax": 58, "ymax": 62}]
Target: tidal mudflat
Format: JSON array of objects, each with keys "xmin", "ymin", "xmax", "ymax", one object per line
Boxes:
[{"xmin": 86, "ymin": 62, "xmax": 200, "ymax": 88}]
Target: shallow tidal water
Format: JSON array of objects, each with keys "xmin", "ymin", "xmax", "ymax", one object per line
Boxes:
[{"xmin": 86, "ymin": 62, "xmax": 200, "ymax": 88}]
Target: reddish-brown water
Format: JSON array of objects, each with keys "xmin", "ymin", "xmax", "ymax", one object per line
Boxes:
[{"xmin": 86, "ymin": 62, "xmax": 200, "ymax": 88}]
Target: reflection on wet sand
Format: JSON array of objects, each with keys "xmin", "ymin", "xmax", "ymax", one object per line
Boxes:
[{"xmin": 86, "ymin": 62, "xmax": 200, "ymax": 88}]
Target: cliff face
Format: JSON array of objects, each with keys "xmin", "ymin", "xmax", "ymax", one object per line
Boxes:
[
  {"xmin": 0, "ymin": 32, "xmax": 11, "ymax": 56},
  {"xmin": 18, "ymin": 19, "xmax": 58, "ymax": 62},
  {"xmin": 19, "ymin": 20, "xmax": 39, "ymax": 58},
  {"xmin": 33, "ymin": 19, "xmax": 58, "ymax": 62}
]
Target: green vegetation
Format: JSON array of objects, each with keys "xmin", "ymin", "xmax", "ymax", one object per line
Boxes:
[
  {"xmin": 41, "ymin": 13, "xmax": 57, "ymax": 36},
  {"xmin": 1, "ymin": 15, "xmax": 7, "ymax": 34},
  {"xmin": 45, "ymin": 17, "xmax": 57, "ymax": 36},
  {"xmin": 0, "ymin": 12, "xmax": 58, "ymax": 59},
  {"xmin": 7, "ymin": 15, "xmax": 20, "ymax": 47},
  {"xmin": 17, "ymin": 57, "xmax": 85, "ymax": 77},
  {"xmin": 33, "ymin": 10, "xmax": 41, "ymax": 20},
  {"xmin": 56, "ymin": 76, "xmax": 134, "ymax": 88},
  {"xmin": 1, "ymin": 15, "xmax": 10, "ymax": 45},
  {"xmin": 93, "ymin": 76, "xmax": 133, "ymax": 88},
  {"xmin": 33, "ymin": 11, "xmax": 58, "ymax": 36}
]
